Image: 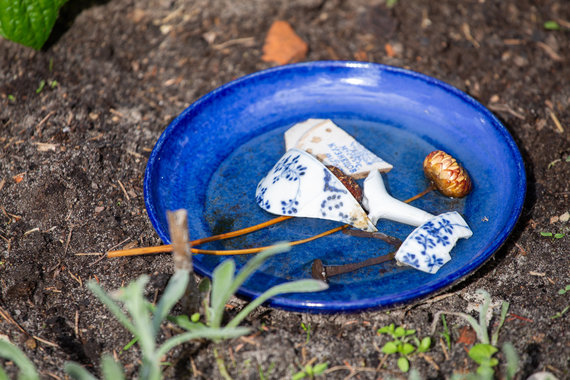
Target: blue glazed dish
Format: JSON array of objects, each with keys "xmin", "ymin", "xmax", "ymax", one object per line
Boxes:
[{"xmin": 144, "ymin": 61, "xmax": 526, "ymax": 312}]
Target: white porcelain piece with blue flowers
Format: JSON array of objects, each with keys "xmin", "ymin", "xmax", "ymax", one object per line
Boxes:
[
  {"xmin": 255, "ymin": 148, "xmax": 377, "ymax": 232},
  {"xmin": 395, "ymin": 211, "xmax": 473, "ymax": 274},
  {"xmin": 284, "ymin": 119, "xmax": 393, "ymax": 179},
  {"xmin": 362, "ymin": 169, "xmax": 435, "ymax": 227}
]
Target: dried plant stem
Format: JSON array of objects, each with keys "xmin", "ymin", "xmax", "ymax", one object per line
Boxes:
[
  {"xmin": 107, "ymin": 185, "xmax": 431, "ymax": 259},
  {"xmin": 404, "ymin": 183, "xmax": 434, "ymax": 203},
  {"xmin": 108, "ymin": 223, "xmax": 347, "ymax": 258},
  {"xmin": 107, "ymin": 215, "xmax": 291, "ymax": 257}
]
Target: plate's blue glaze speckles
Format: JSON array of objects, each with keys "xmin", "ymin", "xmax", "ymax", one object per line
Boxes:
[{"xmin": 144, "ymin": 61, "xmax": 526, "ymax": 312}]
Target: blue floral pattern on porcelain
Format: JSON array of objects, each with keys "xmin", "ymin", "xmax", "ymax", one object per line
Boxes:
[
  {"xmin": 395, "ymin": 211, "xmax": 473, "ymax": 274},
  {"xmin": 256, "ymin": 148, "xmax": 377, "ymax": 232}
]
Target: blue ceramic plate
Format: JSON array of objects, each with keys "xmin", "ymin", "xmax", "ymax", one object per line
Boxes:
[{"xmin": 144, "ymin": 61, "xmax": 526, "ymax": 312}]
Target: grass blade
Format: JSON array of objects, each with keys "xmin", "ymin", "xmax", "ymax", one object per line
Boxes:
[
  {"xmin": 65, "ymin": 362, "xmax": 98, "ymax": 380},
  {"xmin": 87, "ymin": 280, "xmax": 136, "ymax": 334},
  {"xmin": 0, "ymin": 339, "xmax": 39, "ymax": 380},
  {"xmin": 157, "ymin": 327, "xmax": 250, "ymax": 358},
  {"xmin": 152, "ymin": 270, "xmax": 189, "ymax": 334},
  {"xmin": 101, "ymin": 354, "xmax": 125, "ymax": 380},
  {"xmin": 210, "ymin": 259, "xmax": 236, "ymax": 328}
]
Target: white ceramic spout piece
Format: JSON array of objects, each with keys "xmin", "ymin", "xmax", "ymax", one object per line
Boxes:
[
  {"xmin": 362, "ymin": 170, "xmax": 434, "ymax": 227},
  {"xmin": 395, "ymin": 212, "xmax": 473, "ymax": 274},
  {"xmin": 284, "ymin": 119, "xmax": 393, "ymax": 179},
  {"xmin": 255, "ymin": 148, "xmax": 377, "ymax": 232}
]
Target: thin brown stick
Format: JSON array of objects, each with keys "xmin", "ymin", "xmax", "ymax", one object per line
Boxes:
[
  {"xmin": 404, "ymin": 183, "xmax": 434, "ymax": 203},
  {"xmin": 109, "ymin": 224, "xmax": 347, "ymax": 257},
  {"xmin": 107, "ymin": 185, "xmax": 431, "ymax": 258},
  {"xmin": 107, "ymin": 215, "xmax": 292, "ymax": 257}
]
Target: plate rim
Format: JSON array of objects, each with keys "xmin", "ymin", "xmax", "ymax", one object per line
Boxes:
[{"xmin": 144, "ymin": 61, "xmax": 526, "ymax": 312}]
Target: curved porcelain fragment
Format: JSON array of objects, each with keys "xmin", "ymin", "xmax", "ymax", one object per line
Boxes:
[
  {"xmin": 362, "ymin": 169, "xmax": 434, "ymax": 227},
  {"xmin": 284, "ymin": 119, "xmax": 393, "ymax": 179},
  {"xmin": 395, "ymin": 211, "xmax": 473, "ymax": 274},
  {"xmin": 255, "ymin": 148, "xmax": 377, "ymax": 232}
]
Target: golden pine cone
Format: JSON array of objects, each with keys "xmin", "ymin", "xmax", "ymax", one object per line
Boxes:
[{"xmin": 423, "ymin": 150, "xmax": 472, "ymax": 198}]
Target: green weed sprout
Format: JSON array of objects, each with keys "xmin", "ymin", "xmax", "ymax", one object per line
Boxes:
[
  {"xmin": 168, "ymin": 242, "xmax": 328, "ymax": 379},
  {"xmin": 64, "ymin": 272, "xmax": 248, "ymax": 380},
  {"xmin": 0, "ymin": 338, "xmax": 39, "ymax": 380},
  {"xmin": 292, "ymin": 362, "xmax": 328, "ymax": 380},
  {"xmin": 432, "ymin": 289, "xmax": 516, "ymax": 380},
  {"xmin": 1, "ymin": 210, "xmax": 328, "ymax": 380},
  {"xmin": 377, "ymin": 323, "xmax": 431, "ymax": 372}
]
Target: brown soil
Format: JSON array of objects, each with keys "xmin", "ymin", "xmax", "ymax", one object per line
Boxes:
[{"xmin": 1, "ymin": 0, "xmax": 568, "ymax": 379}]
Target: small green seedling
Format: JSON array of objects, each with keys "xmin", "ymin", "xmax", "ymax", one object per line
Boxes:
[
  {"xmin": 433, "ymin": 289, "xmax": 514, "ymax": 380},
  {"xmin": 551, "ymin": 284, "xmax": 569, "ymax": 319},
  {"xmin": 440, "ymin": 314, "xmax": 451, "ymax": 350},
  {"xmin": 386, "ymin": 0, "xmax": 399, "ymax": 8},
  {"xmin": 301, "ymin": 322, "xmax": 311, "ymax": 344},
  {"xmin": 540, "ymin": 232, "xmax": 565, "ymax": 239},
  {"xmin": 544, "ymin": 21, "xmax": 561, "ymax": 30},
  {"xmin": 36, "ymin": 80, "xmax": 46, "ymax": 94},
  {"xmin": 377, "ymin": 323, "xmax": 431, "ymax": 373},
  {"xmin": 292, "ymin": 362, "xmax": 328, "ymax": 380},
  {"xmin": 558, "ymin": 285, "xmax": 570, "ymax": 295},
  {"xmin": 550, "ymin": 306, "xmax": 569, "ymax": 320}
]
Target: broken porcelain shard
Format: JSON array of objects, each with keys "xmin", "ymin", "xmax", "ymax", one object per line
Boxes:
[
  {"xmin": 284, "ymin": 119, "xmax": 393, "ymax": 179},
  {"xmin": 395, "ymin": 211, "xmax": 473, "ymax": 274},
  {"xmin": 255, "ymin": 148, "xmax": 377, "ymax": 232},
  {"xmin": 362, "ymin": 169, "xmax": 435, "ymax": 227}
]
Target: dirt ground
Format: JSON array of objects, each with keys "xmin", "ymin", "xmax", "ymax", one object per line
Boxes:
[{"xmin": 0, "ymin": 0, "xmax": 568, "ymax": 379}]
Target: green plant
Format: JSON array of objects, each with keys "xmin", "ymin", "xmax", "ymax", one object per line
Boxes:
[
  {"xmin": 0, "ymin": 338, "xmax": 39, "ymax": 380},
  {"xmin": 550, "ymin": 306, "xmax": 569, "ymax": 319},
  {"xmin": 540, "ymin": 231, "xmax": 565, "ymax": 239},
  {"xmin": 386, "ymin": 0, "xmax": 399, "ymax": 8},
  {"xmin": 440, "ymin": 314, "xmax": 451, "ymax": 350},
  {"xmin": 292, "ymin": 362, "xmax": 328, "ymax": 380},
  {"xmin": 65, "ymin": 272, "xmax": 248, "ymax": 380},
  {"xmin": 301, "ymin": 322, "xmax": 311, "ymax": 344},
  {"xmin": 558, "ymin": 285, "xmax": 570, "ymax": 295},
  {"xmin": 544, "ymin": 21, "xmax": 561, "ymax": 30},
  {"xmin": 432, "ymin": 289, "xmax": 514, "ymax": 380},
  {"xmin": 377, "ymin": 324, "xmax": 431, "ymax": 372},
  {"xmin": 0, "ymin": 0, "xmax": 68, "ymax": 50},
  {"xmin": 167, "ymin": 242, "xmax": 327, "ymax": 379},
  {"xmin": 67, "ymin": 241, "xmax": 325, "ymax": 380}
]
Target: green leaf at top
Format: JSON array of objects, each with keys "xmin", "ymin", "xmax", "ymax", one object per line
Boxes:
[
  {"xmin": 0, "ymin": 0, "xmax": 68, "ymax": 50},
  {"xmin": 397, "ymin": 357, "xmax": 410, "ymax": 372},
  {"xmin": 401, "ymin": 343, "xmax": 416, "ymax": 356},
  {"xmin": 381, "ymin": 341, "xmax": 399, "ymax": 354},
  {"xmin": 469, "ymin": 344, "xmax": 498, "ymax": 365},
  {"xmin": 544, "ymin": 20, "xmax": 561, "ymax": 30},
  {"xmin": 418, "ymin": 337, "xmax": 432, "ymax": 353}
]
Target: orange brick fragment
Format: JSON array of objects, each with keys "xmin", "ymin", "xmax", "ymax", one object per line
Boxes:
[
  {"xmin": 456, "ymin": 326, "xmax": 477, "ymax": 346},
  {"xmin": 13, "ymin": 173, "xmax": 25, "ymax": 183},
  {"xmin": 385, "ymin": 43, "xmax": 395, "ymax": 58},
  {"xmin": 262, "ymin": 21, "xmax": 308, "ymax": 65}
]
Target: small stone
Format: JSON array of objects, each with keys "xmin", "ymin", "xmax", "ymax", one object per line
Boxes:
[
  {"xmin": 25, "ymin": 338, "xmax": 37, "ymax": 350},
  {"xmin": 559, "ymin": 212, "xmax": 570, "ymax": 222},
  {"xmin": 262, "ymin": 21, "xmax": 308, "ymax": 65}
]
